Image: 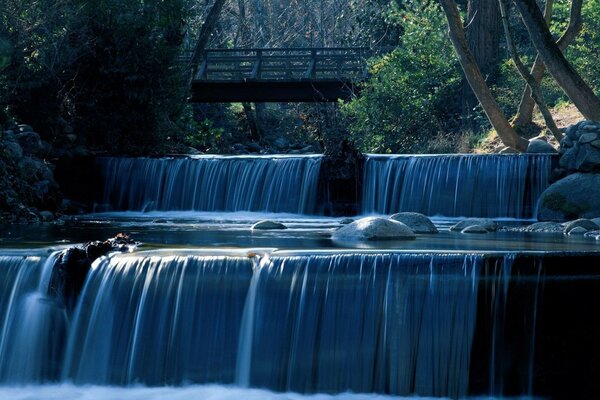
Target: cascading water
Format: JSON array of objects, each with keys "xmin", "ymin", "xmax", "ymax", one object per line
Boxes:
[
  {"xmin": 96, "ymin": 155, "xmax": 322, "ymax": 214},
  {"xmin": 362, "ymin": 154, "xmax": 553, "ymax": 218},
  {"xmin": 0, "ymin": 253, "xmax": 66, "ymax": 383}
]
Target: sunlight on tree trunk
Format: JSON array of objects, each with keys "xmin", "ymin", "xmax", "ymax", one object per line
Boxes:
[{"xmin": 439, "ymin": 0, "xmax": 529, "ymax": 151}]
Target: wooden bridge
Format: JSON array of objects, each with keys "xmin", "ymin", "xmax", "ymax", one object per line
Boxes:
[{"xmin": 188, "ymin": 47, "xmax": 373, "ymax": 103}]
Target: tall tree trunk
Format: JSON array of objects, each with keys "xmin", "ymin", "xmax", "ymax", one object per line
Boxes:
[
  {"xmin": 188, "ymin": 0, "xmax": 228, "ymax": 81},
  {"xmin": 513, "ymin": 0, "xmax": 583, "ymax": 127},
  {"xmin": 439, "ymin": 0, "xmax": 529, "ymax": 151},
  {"xmin": 498, "ymin": 0, "xmax": 562, "ymax": 141},
  {"xmin": 513, "ymin": 0, "xmax": 600, "ymax": 121},
  {"xmin": 462, "ymin": 0, "xmax": 502, "ymax": 128}
]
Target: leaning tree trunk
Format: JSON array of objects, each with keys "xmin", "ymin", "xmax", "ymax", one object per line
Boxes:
[
  {"xmin": 513, "ymin": 0, "xmax": 600, "ymax": 121},
  {"xmin": 462, "ymin": 0, "xmax": 502, "ymax": 128},
  {"xmin": 498, "ymin": 0, "xmax": 562, "ymax": 141},
  {"xmin": 513, "ymin": 0, "xmax": 583, "ymax": 127},
  {"xmin": 439, "ymin": 0, "xmax": 529, "ymax": 151}
]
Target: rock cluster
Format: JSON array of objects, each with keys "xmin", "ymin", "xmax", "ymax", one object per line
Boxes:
[
  {"xmin": 0, "ymin": 124, "xmax": 62, "ymax": 223},
  {"xmin": 450, "ymin": 218, "xmax": 498, "ymax": 233},
  {"xmin": 559, "ymin": 121, "xmax": 600, "ymax": 173}
]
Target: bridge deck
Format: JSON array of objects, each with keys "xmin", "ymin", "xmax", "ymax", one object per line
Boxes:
[{"xmin": 188, "ymin": 48, "xmax": 372, "ymax": 102}]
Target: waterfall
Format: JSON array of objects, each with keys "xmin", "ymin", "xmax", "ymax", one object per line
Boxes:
[
  {"xmin": 0, "ymin": 253, "xmax": 66, "ymax": 383},
  {"xmin": 362, "ymin": 154, "xmax": 552, "ymax": 218},
  {"xmin": 97, "ymin": 155, "xmax": 322, "ymax": 214}
]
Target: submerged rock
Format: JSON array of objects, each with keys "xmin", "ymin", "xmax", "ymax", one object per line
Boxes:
[
  {"xmin": 524, "ymin": 222, "xmax": 564, "ymax": 233},
  {"xmin": 537, "ymin": 173, "xmax": 600, "ymax": 221},
  {"xmin": 339, "ymin": 218, "xmax": 355, "ymax": 225},
  {"xmin": 389, "ymin": 212, "xmax": 438, "ymax": 234},
  {"xmin": 450, "ymin": 218, "xmax": 498, "ymax": 232},
  {"xmin": 251, "ymin": 220, "xmax": 287, "ymax": 230},
  {"xmin": 461, "ymin": 225, "xmax": 489, "ymax": 234},
  {"xmin": 332, "ymin": 217, "xmax": 415, "ymax": 241}
]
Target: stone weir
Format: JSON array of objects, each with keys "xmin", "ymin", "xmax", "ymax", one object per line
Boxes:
[
  {"xmin": 55, "ymin": 152, "xmax": 556, "ymax": 218},
  {"xmin": 0, "ymin": 248, "xmax": 599, "ymax": 399}
]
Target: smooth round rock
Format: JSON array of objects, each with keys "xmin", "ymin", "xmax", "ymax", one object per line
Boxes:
[
  {"xmin": 537, "ymin": 173, "xmax": 600, "ymax": 221},
  {"xmin": 332, "ymin": 217, "xmax": 415, "ymax": 241},
  {"xmin": 461, "ymin": 225, "xmax": 489, "ymax": 234},
  {"xmin": 567, "ymin": 226, "xmax": 589, "ymax": 235},
  {"xmin": 527, "ymin": 139, "xmax": 557, "ymax": 154},
  {"xmin": 563, "ymin": 218, "xmax": 600, "ymax": 234},
  {"xmin": 524, "ymin": 222, "xmax": 564, "ymax": 233},
  {"xmin": 389, "ymin": 212, "xmax": 438, "ymax": 234},
  {"xmin": 584, "ymin": 230, "xmax": 600, "ymax": 240},
  {"xmin": 339, "ymin": 218, "xmax": 355, "ymax": 225},
  {"xmin": 251, "ymin": 220, "xmax": 287, "ymax": 230},
  {"xmin": 450, "ymin": 218, "xmax": 497, "ymax": 232}
]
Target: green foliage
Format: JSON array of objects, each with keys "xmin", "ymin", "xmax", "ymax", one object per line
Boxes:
[
  {"xmin": 342, "ymin": 3, "xmax": 461, "ymax": 153},
  {"xmin": 568, "ymin": 0, "xmax": 600, "ymax": 92}
]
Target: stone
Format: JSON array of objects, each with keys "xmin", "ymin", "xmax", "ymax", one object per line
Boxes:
[
  {"xmin": 17, "ymin": 131, "xmax": 44, "ymax": 155},
  {"xmin": 584, "ymin": 230, "xmax": 600, "ymax": 240},
  {"xmin": 232, "ymin": 143, "xmax": 246, "ymax": 151},
  {"xmin": 3, "ymin": 140, "xmax": 23, "ymax": 160},
  {"xmin": 537, "ymin": 173, "xmax": 600, "ymax": 221},
  {"xmin": 274, "ymin": 138, "xmax": 289, "ymax": 150},
  {"xmin": 39, "ymin": 210, "xmax": 54, "ymax": 222},
  {"xmin": 567, "ymin": 226, "xmax": 589, "ymax": 235},
  {"xmin": 559, "ymin": 121, "xmax": 600, "ymax": 173},
  {"xmin": 527, "ymin": 139, "xmax": 557, "ymax": 154},
  {"xmin": 592, "ymin": 217, "xmax": 600, "ymax": 226},
  {"xmin": 389, "ymin": 212, "xmax": 438, "ymax": 234},
  {"xmin": 563, "ymin": 218, "xmax": 600, "ymax": 234},
  {"xmin": 251, "ymin": 220, "xmax": 287, "ymax": 230},
  {"xmin": 246, "ymin": 142, "xmax": 262, "ymax": 153},
  {"xmin": 450, "ymin": 218, "xmax": 498, "ymax": 232},
  {"xmin": 339, "ymin": 218, "xmax": 354, "ymax": 224},
  {"xmin": 461, "ymin": 225, "xmax": 489, "ymax": 234},
  {"xmin": 332, "ymin": 217, "xmax": 415, "ymax": 241},
  {"xmin": 524, "ymin": 222, "xmax": 564, "ymax": 233},
  {"xmin": 17, "ymin": 124, "xmax": 33, "ymax": 133},
  {"xmin": 66, "ymin": 134, "xmax": 77, "ymax": 142}
]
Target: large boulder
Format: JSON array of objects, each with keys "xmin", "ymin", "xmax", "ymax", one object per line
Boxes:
[
  {"xmin": 559, "ymin": 121, "xmax": 600, "ymax": 173},
  {"xmin": 537, "ymin": 173, "xmax": 600, "ymax": 221},
  {"xmin": 389, "ymin": 212, "xmax": 438, "ymax": 234},
  {"xmin": 332, "ymin": 217, "xmax": 415, "ymax": 241}
]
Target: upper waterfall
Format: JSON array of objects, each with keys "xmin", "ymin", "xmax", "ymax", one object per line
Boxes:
[
  {"xmin": 97, "ymin": 155, "xmax": 322, "ymax": 214},
  {"xmin": 362, "ymin": 154, "xmax": 553, "ymax": 218}
]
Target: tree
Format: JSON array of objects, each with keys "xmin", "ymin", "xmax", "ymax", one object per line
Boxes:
[
  {"xmin": 513, "ymin": 0, "xmax": 583, "ymax": 127},
  {"xmin": 513, "ymin": 0, "xmax": 600, "ymax": 121},
  {"xmin": 498, "ymin": 0, "xmax": 562, "ymax": 140},
  {"xmin": 462, "ymin": 0, "xmax": 502, "ymax": 127},
  {"xmin": 439, "ymin": 0, "xmax": 529, "ymax": 151}
]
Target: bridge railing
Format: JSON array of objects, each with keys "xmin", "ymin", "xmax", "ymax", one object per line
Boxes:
[{"xmin": 189, "ymin": 48, "xmax": 374, "ymax": 82}]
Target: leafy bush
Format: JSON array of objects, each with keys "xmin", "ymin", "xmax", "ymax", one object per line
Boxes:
[{"xmin": 342, "ymin": 3, "xmax": 461, "ymax": 153}]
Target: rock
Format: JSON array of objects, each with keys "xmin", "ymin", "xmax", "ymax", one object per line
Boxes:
[
  {"xmin": 17, "ymin": 124, "xmax": 33, "ymax": 133},
  {"xmin": 527, "ymin": 139, "xmax": 557, "ymax": 154},
  {"xmin": 537, "ymin": 173, "xmax": 600, "ymax": 221},
  {"xmin": 499, "ymin": 146, "xmax": 519, "ymax": 154},
  {"xmin": 524, "ymin": 222, "xmax": 564, "ymax": 233},
  {"xmin": 274, "ymin": 138, "xmax": 289, "ymax": 150},
  {"xmin": 450, "ymin": 218, "xmax": 498, "ymax": 232},
  {"xmin": 232, "ymin": 143, "xmax": 246, "ymax": 152},
  {"xmin": 559, "ymin": 121, "xmax": 600, "ymax": 173},
  {"xmin": 187, "ymin": 146, "xmax": 203, "ymax": 155},
  {"xmin": 563, "ymin": 218, "xmax": 600, "ymax": 234},
  {"xmin": 251, "ymin": 220, "xmax": 287, "ymax": 230},
  {"xmin": 461, "ymin": 225, "xmax": 489, "ymax": 234},
  {"xmin": 567, "ymin": 226, "xmax": 589, "ymax": 235},
  {"xmin": 592, "ymin": 217, "xmax": 600, "ymax": 226},
  {"xmin": 3, "ymin": 140, "xmax": 23, "ymax": 160},
  {"xmin": 332, "ymin": 217, "xmax": 415, "ymax": 241},
  {"xmin": 339, "ymin": 218, "xmax": 354, "ymax": 225},
  {"xmin": 39, "ymin": 210, "xmax": 54, "ymax": 222},
  {"xmin": 389, "ymin": 212, "xmax": 438, "ymax": 234},
  {"xmin": 246, "ymin": 142, "xmax": 262, "ymax": 153},
  {"xmin": 584, "ymin": 230, "xmax": 600, "ymax": 240},
  {"xmin": 17, "ymin": 131, "xmax": 44, "ymax": 155}
]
